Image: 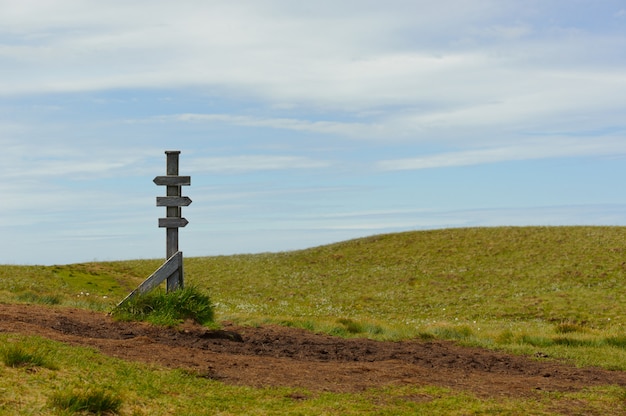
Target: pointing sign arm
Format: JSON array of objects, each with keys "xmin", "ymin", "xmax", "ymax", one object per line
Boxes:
[
  {"xmin": 159, "ymin": 217, "xmax": 189, "ymax": 228},
  {"xmin": 153, "ymin": 176, "xmax": 191, "ymax": 186},
  {"xmin": 156, "ymin": 196, "xmax": 192, "ymax": 207}
]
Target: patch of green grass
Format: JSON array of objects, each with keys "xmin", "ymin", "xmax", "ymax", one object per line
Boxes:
[
  {"xmin": 430, "ymin": 325, "xmax": 474, "ymax": 341},
  {"xmin": 517, "ymin": 334, "xmax": 555, "ymax": 348},
  {"xmin": 552, "ymin": 337, "xmax": 599, "ymax": 348},
  {"xmin": 48, "ymin": 387, "xmax": 122, "ymax": 414},
  {"xmin": 52, "ymin": 266, "xmax": 123, "ymax": 297},
  {"xmin": 111, "ymin": 286, "xmax": 215, "ymax": 326},
  {"xmin": 337, "ymin": 318, "xmax": 365, "ymax": 334},
  {"xmin": 0, "ymin": 342, "xmax": 58, "ymax": 370},
  {"xmin": 496, "ymin": 330, "xmax": 515, "ymax": 344},
  {"xmin": 0, "ymin": 260, "xmax": 160, "ymax": 310},
  {"xmin": 554, "ymin": 321, "xmax": 586, "ymax": 334},
  {"xmin": 604, "ymin": 336, "xmax": 626, "ymax": 349},
  {"xmin": 15, "ymin": 291, "xmax": 61, "ymax": 305}
]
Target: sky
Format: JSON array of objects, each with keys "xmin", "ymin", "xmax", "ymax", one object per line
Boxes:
[{"xmin": 1, "ymin": 1, "xmax": 626, "ymax": 265}]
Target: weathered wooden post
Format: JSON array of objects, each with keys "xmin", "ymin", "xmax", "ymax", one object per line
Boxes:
[
  {"xmin": 117, "ymin": 150, "xmax": 191, "ymax": 307},
  {"xmin": 155, "ymin": 150, "xmax": 192, "ymax": 292}
]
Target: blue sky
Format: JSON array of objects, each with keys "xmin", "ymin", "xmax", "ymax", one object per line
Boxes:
[{"xmin": 2, "ymin": 1, "xmax": 626, "ymax": 265}]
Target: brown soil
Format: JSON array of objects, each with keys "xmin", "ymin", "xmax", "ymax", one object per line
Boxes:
[{"xmin": 1, "ymin": 304, "xmax": 625, "ymax": 399}]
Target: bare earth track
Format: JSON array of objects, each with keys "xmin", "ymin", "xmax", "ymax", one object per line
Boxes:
[{"xmin": 1, "ymin": 304, "xmax": 625, "ymax": 399}]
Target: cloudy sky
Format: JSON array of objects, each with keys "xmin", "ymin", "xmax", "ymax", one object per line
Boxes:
[{"xmin": 2, "ymin": 1, "xmax": 626, "ymax": 265}]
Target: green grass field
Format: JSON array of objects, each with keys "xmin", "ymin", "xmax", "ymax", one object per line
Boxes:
[{"xmin": 2, "ymin": 226, "xmax": 626, "ymax": 414}]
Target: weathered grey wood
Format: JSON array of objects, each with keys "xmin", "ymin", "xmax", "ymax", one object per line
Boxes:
[
  {"xmin": 166, "ymin": 151, "xmax": 180, "ymax": 175},
  {"xmin": 164, "ymin": 151, "xmax": 183, "ymax": 292},
  {"xmin": 167, "ymin": 268, "xmax": 182, "ymax": 292},
  {"xmin": 166, "ymin": 227, "xmax": 178, "ymax": 257},
  {"xmin": 116, "ymin": 251, "xmax": 182, "ymax": 306},
  {"xmin": 117, "ymin": 150, "xmax": 191, "ymax": 303},
  {"xmin": 153, "ymin": 176, "xmax": 191, "ymax": 186},
  {"xmin": 159, "ymin": 217, "xmax": 189, "ymax": 228},
  {"xmin": 166, "ymin": 185, "xmax": 181, "ymax": 225},
  {"xmin": 156, "ymin": 196, "xmax": 192, "ymax": 207}
]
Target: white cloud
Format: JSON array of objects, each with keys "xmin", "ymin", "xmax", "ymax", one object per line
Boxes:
[
  {"xmin": 377, "ymin": 137, "xmax": 626, "ymax": 170},
  {"xmin": 2, "ymin": 0, "xmax": 623, "ymax": 113},
  {"xmin": 470, "ymin": 24, "xmax": 533, "ymax": 40},
  {"xmin": 0, "ymin": 146, "xmax": 156, "ymax": 179},
  {"xmin": 389, "ymin": 68, "xmax": 626, "ymax": 133},
  {"xmin": 187, "ymin": 155, "xmax": 330, "ymax": 174},
  {"xmin": 151, "ymin": 113, "xmax": 377, "ymax": 138}
]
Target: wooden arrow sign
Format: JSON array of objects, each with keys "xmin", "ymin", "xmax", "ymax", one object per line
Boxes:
[
  {"xmin": 153, "ymin": 176, "xmax": 191, "ymax": 186},
  {"xmin": 159, "ymin": 217, "xmax": 189, "ymax": 228},
  {"xmin": 156, "ymin": 196, "xmax": 192, "ymax": 207},
  {"xmin": 120, "ymin": 150, "xmax": 192, "ymax": 302}
]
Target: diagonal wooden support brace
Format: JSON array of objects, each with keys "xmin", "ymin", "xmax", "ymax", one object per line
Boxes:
[{"xmin": 117, "ymin": 251, "xmax": 183, "ymax": 307}]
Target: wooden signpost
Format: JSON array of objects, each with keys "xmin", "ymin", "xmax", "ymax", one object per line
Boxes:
[{"xmin": 117, "ymin": 151, "xmax": 191, "ymax": 307}]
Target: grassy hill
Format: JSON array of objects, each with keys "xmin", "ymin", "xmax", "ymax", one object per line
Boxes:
[
  {"xmin": 2, "ymin": 226, "xmax": 626, "ymax": 364},
  {"xmin": 2, "ymin": 226, "xmax": 626, "ymax": 414}
]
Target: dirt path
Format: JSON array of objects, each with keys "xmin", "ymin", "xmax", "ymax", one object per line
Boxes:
[{"xmin": 1, "ymin": 304, "xmax": 625, "ymax": 398}]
